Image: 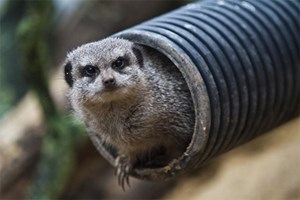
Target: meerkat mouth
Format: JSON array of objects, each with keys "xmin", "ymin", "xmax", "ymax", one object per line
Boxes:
[
  {"xmin": 93, "ymin": 86, "xmax": 129, "ymax": 102},
  {"xmin": 103, "ymin": 84, "xmax": 120, "ymax": 92},
  {"xmin": 94, "ymin": 85, "xmax": 122, "ymax": 95}
]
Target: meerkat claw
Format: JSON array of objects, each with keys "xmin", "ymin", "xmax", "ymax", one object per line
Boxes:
[
  {"xmin": 121, "ymin": 172, "xmax": 126, "ymax": 191},
  {"xmin": 126, "ymin": 175, "xmax": 130, "ymax": 188},
  {"xmin": 115, "ymin": 155, "xmax": 132, "ymax": 190},
  {"xmin": 125, "ymin": 165, "xmax": 131, "ymax": 187},
  {"xmin": 119, "ymin": 168, "xmax": 129, "ymax": 191}
]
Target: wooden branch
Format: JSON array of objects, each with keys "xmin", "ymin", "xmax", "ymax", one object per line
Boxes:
[{"xmin": 0, "ymin": 93, "xmax": 44, "ymax": 189}]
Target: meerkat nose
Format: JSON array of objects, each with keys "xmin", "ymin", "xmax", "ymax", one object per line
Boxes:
[{"xmin": 103, "ymin": 78, "xmax": 116, "ymax": 87}]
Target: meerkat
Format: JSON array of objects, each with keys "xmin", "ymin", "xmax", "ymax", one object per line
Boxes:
[{"xmin": 64, "ymin": 38, "xmax": 194, "ymax": 188}]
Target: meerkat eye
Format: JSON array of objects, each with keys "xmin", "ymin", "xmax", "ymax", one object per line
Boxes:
[
  {"xmin": 82, "ymin": 65, "xmax": 98, "ymax": 77},
  {"xmin": 112, "ymin": 57, "xmax": 127, "ymax": 69}
]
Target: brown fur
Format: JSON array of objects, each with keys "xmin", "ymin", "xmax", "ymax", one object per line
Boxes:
[{"xmin": 64, "ymin": 38, "xmax": 194, "ymax": 185}]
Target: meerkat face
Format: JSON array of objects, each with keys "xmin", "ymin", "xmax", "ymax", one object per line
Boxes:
[{"xmin": 64, "ymin": 38, "xmax": 145, "ymax": 105}]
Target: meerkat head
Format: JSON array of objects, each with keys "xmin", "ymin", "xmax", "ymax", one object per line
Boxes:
[{"xmin": 64, "ymin": 38, "xmax": 145, "ymax": 106}]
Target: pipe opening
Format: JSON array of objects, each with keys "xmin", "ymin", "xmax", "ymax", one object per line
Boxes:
[{"xmin": 89, "ymin": 30, "xmax": 211, "ymax": 181}]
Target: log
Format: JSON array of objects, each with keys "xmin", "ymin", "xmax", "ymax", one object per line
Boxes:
[{"xmin": 0, "ymin": 69, "xmax": 70, "ymax": 190}]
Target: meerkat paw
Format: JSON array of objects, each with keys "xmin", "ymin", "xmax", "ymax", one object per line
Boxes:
[{"xmin": 115, "ymin": 155, "xmax": 132, "ymax": 190}]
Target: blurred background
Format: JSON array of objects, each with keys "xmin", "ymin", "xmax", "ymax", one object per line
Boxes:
[{"xmin": 0, "ymin": 0, "xmax": 299, "ymax": 199}]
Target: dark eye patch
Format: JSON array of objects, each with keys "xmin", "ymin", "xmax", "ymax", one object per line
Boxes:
[
  {"xmin": 81, "ymin": 65, "xmax": 99, "ymax": 77},
  {"xmin": 112, "ymin": 57, "xmax": 128, "ymax": 70},
  {"xmin": 64, "ymin": 62, "xmax": 73, "ymax": 87},
  {"xmin": 132, "ymin": 46, "xmax": 143, "ymax": 68}
]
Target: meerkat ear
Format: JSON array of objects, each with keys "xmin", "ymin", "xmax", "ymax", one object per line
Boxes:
[
  {"xmin": 132, "ymin": 45, "xmax": 144, "ymax": 68},
  {"xmin": 64, "ymin": 62, "xmax": 74, "ymax": 87}
]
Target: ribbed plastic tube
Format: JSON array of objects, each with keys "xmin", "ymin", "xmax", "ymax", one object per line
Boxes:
[{"xmin": 89, "ymin": 0, "xmax": 300, "ymax": 181}]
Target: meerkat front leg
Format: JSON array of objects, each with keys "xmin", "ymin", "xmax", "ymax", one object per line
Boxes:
[{"xmin": 115, "ymin": 154, "xmax": 133, "ymax": 190}]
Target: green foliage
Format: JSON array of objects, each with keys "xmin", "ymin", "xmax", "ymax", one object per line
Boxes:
[
  {"xmin": 0, "ymin": 0, "xmax": 27, "ymax": 117},
  {"xmin": 17, "ymin": 0, "xmax": 56, "ymax": 119},
  {"xmin": 15, "ymin": 0, "xmax": 86, "ymax": 199},
  {"xmin": 29, "ymin": 114, "xmax": 86, "ymax": 199}
]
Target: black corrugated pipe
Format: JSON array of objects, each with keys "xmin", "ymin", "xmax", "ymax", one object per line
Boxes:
[{"xmin": 89, "ymin": 0, "xmax": 300, "ymax": 181}]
